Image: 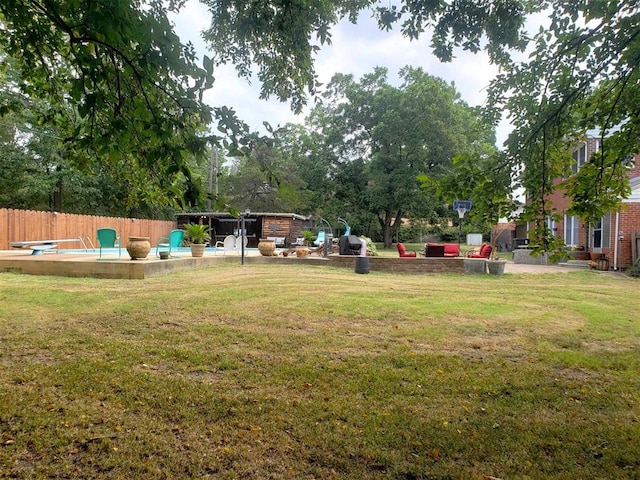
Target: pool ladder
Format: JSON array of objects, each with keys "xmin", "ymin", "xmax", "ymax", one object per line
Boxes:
[{"xmin": 81, "ymin": 236, "xmax": 95, "ymax": 251}]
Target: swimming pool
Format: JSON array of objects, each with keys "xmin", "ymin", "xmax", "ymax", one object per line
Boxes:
[{"xmin": 58, "ymin": 246, "xmax": 258, "ymax": 255}]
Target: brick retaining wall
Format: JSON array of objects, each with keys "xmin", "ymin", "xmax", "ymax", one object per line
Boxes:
[
  {"xmin": 249, "ymin": 255, "xmax": 464, "ymax": 274},
  {"xmin": 327, "ymin": 256, "xmax": 464, "ymax": 274}
]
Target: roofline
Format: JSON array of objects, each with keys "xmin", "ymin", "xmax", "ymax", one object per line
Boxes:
[
  {"xmin": 175, "ymin": 212, "xmax": 310, "ymax": 221},
  {"xmin": 585, "ymin": 123, "xmax": 624, "ymax": 138}
]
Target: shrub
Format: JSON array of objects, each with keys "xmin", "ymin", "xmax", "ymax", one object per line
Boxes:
[
  {"xmin": 360, "ymin": 236, "xmax": 378, "ymax": 256},
  {"xmin": 440, "ymin": 226, "xmax": 460, "ymax": 242},
  {"xmin": 627, "ymin": 262, "xmax": 640, "ymax": 278},
  {"xmin": 397, "ymin": 225, "xmax": 422, "ymax": 242}
]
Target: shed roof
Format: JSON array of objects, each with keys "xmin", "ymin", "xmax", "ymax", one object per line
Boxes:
[{"xmin": 176, "ymin": 212, "xmax": 309, "ymax": 221}]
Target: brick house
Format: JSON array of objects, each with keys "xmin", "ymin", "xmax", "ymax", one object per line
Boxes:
[{"xmin": 531, "ymin": 131, "xmax": 640, "ymax": 269}]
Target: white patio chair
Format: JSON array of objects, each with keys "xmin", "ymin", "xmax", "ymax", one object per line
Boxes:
[
  {"xmin": 218, "ymin": 235, "xmax": 236, "ymax": 255},
  {"xmin": 235, "ymin": 235, "xmax": 248, "ymax": 254}
]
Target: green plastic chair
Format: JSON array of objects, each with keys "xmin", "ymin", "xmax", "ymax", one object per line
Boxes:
[
  {"xmin": 156, "ymin": 229, "xmax": 185, "ymax": 258},
  {"xmin": 97, "ymin": 228, "xmax": 121, "ymax": 260}
]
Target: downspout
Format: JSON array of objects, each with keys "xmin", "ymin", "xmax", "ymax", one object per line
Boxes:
[{"xmin": 613, "ymin": 211, "xmax": 620, "ymax": 270}]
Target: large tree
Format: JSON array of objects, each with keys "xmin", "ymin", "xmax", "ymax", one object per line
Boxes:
[
  {"xmin": 306, "ymin": 67, "xmax": 494, "ymax": 246},
  {"xmin": 224, "ymin": 133, "xmax": 309, "ymax": 212},
  {"xmin": 204, "ymin": 0, "xmax": 640, "ymax": 242},
  {"xmin": 3, "ymin": 1, "xmax": 638, "ymax": 225},
  {"xmin": 0, "ymin": 57, "xmax": 204, "ymax": 217},
  {"xmin": 0, "ymin": 0, "xmax": 242, "ymax": 207}
]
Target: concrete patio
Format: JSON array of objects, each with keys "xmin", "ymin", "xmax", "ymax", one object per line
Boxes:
[
  {"xmin": 0, "ymin": 248, "xmax": 269, "ymax": 279},
  {"xmin": 0, "ymin": 248, "xmax": 589, "ymax": 280}
]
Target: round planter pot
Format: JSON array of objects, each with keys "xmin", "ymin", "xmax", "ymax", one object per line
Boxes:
[
  {"xmin": 463, "ymin": 258, "xmax": 487, "ymax": 274},
  {"xmin": 127, "ymin": 236, "xmax": 151, "ymax": 260},
  {"xmin": 596, "ymin": 257, "xmax": 609, "ymax": 271},
  {"xmin": 190, "ymin": 243, "xmax": 206, "ymax": 257},
  {"xmin": 486, "ymin": 259, "xmax": 507, "ymax": 275},
  {"xmin": 295, "ymin": 246, "xmax": 309, "ymax": 257},
  {"xmin": 258, "ymin": 239, "xmax": 276, "ymax": 256}
]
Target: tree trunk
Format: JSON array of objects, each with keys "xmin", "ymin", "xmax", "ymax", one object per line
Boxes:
[
  {"xmin": 383, "ymin": 225, "xmax": 394, "ymax": 248},
  {"xmin": 379, "ymin": 209, "xmax": 402, "ymax": 248}
]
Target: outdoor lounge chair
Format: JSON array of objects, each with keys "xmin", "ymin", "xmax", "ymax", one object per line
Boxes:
[
  {"xmin": 313, "ymin": 231, "xmax": 326, "ymax": 246},
  {"xmin": 397, "ymin": 243, "xmax": 417, "ymax": 257},
  {"xmin": 156, "ymin": 229, "xmax": 184, "ymax": 258},
  {"xmin": 467, "ymin": 243, "xmax": 493, "ymax": 258},
  {"xmin": 97, "ymin": 228, "xmax": 121, "ymax": 260}
]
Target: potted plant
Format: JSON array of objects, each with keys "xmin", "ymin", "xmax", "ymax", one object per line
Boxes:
[
  {"xmin": 301, "ymin": 230, "xmax": 314, "ymax": 246},
  {"xmin": 185, "ymin": 223, "xmax": 210, "ymax": 257}
]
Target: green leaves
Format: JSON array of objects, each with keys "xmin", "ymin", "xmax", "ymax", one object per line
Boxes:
[
  {"xmin": 563, "ymin": 146, "xmax": 632, "ymax": 225},
  {"xmin": 482, "ymin": 1, "xmax": 640, "ymax": 247},
  {"xmin": 428, "ymin": 150, "xmax": 516, "ymax": 227},
  {"xmin": 0, "ymin": 0, "xmax": 223, "ymax": 206},
  {"xmin": 306, "ymin": 66, "xmax": 494, "ymax": 245},
  {"xmin": 2, "ymin": 0, "xmax": 636, "ymax": 227},
  {"xmin": 376, "ymin": 0, "xmax": 535, "ymax": 63},
  {"xmin": 201, "ymin": 0, "xmax": 376, "ymax": 113}
]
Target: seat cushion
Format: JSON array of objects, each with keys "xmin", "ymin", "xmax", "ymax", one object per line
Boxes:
[
  {"xmin": 443, "ymin": 243, "xmax": 460, "ymax": 256},
  {"xmin": 425, "ymin": 244, "xmax": 445, "ymax": 257}
]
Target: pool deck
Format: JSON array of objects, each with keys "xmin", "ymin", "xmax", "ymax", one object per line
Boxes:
[
  {"xmin": 0, "ymin": 248, "xmax": 586, "ymax": 279},
  {"xmin": 0, "ymin": 249, "xmax": 327, "ymax": 279}
]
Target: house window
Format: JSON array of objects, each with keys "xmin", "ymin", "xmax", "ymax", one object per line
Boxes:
[
  {"xmin": 571, "ymin": 143, "xmax": 587, "ymax": 173},
  {"xmin": 546, "ymin": 217, "xmax": 556, "ymax": 237},
  {"xmin": 564, "ymin": 215, "xmax": 579, "ymax": 246},
  {"xmin": 593, "ymin": 220, "xmax": 602, "ymax": 249},
  {"xmin": 591, "ymin": 214, "xmax": 611, "ymax": 250}
]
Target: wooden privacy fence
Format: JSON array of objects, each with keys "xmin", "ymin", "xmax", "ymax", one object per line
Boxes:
[{"xmin": 0, "ymin": 209, "xmax": 176, "ymax": 250}]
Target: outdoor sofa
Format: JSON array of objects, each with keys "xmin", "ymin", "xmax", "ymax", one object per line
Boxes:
[{"xmin": 424, "ymin": 242, "xmax": 460, "ymax": 257}]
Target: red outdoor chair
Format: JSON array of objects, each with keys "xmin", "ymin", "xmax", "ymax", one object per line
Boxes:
[
  {"xmin": 397, "ymin": 243, "xmax": 417, "ymax": 257},
  {"xmin": 467, "ymin": 244, "xmax": 493, "ymax": 259}
]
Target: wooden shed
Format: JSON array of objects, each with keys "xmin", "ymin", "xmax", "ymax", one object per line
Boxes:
[{"xmin": 175, "ymin": 212, "xmax": 310, "ymax": 248}]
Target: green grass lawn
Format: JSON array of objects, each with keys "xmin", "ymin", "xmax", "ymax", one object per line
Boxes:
[{"xmin": 1, "ymin": 265, "xmax": 639, "ymax": 479}]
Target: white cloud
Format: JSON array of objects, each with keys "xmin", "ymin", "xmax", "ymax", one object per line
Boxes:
[{"xmin": 172, "ymin": 2, "xmax": 513, "ymax": 145}]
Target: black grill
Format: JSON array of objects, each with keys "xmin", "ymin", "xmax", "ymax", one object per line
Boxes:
[{"xmin": 339, "ymin": 235, "xmax": 362, "ymax": 255}]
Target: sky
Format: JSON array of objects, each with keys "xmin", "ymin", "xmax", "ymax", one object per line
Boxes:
[{"xmin": 171, "ymin": 2, "xmax": 516, "ymax": 147}]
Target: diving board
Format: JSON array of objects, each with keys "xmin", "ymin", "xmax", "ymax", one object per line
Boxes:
[
  {"xmin": 10, "ymin": 237, "xmax": 88, "ymax": 254},
  {"xmin": 29, "ymin": 244, "xmax": 57, "ymax": 255}
]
